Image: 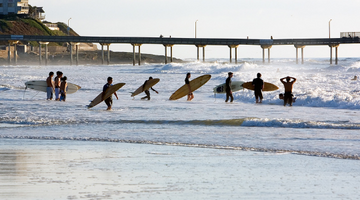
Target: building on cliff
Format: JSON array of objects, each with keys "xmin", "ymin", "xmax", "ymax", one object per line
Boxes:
[{"xmin": 0, "ymin": 0, "xmax": 29, "ymax": 15}]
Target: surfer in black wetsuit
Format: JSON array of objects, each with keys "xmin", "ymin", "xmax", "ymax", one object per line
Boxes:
[
  {"xmin": 252, "ymin": 73, "xmax": 264, "ymax": 103},
  {"xmin": 141, "ymin": 77, "xmax": 158, "ymax": 100},
  {"xmin": 225, "ymin": 72, "xmax": 233, "ymax": 102},
  {"xmin": 280, "ymin": 76, "xmax": 296, "ymax": 106},
  {"xmin": 185, "ymin": 73, "xmax": 194, "ymax": 101},
  {"xmin": 102, "ymin": 77, "xmax": 118, "ymax": 110}
]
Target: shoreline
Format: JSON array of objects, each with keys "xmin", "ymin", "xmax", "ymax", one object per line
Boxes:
[
  {"xmin": 0, "ymin": 138, "xmax": 359, "ymax": 199},
  {"xmin": 0, "ymin": 50, "xmax": 184, "ymax": 65},
  {"xmin": 0, "ymin": 135, "xmax": 359, "ymax": 160}
]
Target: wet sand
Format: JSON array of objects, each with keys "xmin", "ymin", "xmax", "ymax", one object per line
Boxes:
[{"xmin": 0, "ymin": 139, "xmax": 359, "ymax": 199}]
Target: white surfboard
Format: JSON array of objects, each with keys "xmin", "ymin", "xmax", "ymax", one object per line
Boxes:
[
  {"xmin": 213, "ymin": 81, "xmax": 244, "ymax": 93},
  {"xmin": 25, "ymin": 80, "xmax": 81, "ymax": 94}
]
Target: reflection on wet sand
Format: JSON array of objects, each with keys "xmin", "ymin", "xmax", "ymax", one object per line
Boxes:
[{"xmin": 0, "ymin": 139, "xmax": 360, "ymax": 200}]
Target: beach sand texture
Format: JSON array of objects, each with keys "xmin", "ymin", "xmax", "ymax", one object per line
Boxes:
[{"xmin": 0, "ymin": 139, "xmax": 359, "ymax": 200}]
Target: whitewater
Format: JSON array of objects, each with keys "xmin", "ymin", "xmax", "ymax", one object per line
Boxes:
[{"xmin": 1, "ymin": 58, "xmax": 360, "ymax": 159}]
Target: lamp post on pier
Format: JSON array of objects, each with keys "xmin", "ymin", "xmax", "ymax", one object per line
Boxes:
[
  {"xmin": 195, "ymin": 20, "xmax": 198, "ymax": 38},
  {"xmin": 68, "ymin": 18, "xmax": 72, "ymax": 36},
  {"xmin": 329, "ymin": 19, "xmax": 332, "ymax": 38}
]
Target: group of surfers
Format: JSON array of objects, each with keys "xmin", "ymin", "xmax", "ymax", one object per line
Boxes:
[
  {"xmin": 46, "ymin": 71, "xmax": 68, "ymax": 101},
  {"xmin": 225, "ymin": 72, "xmax": 296, "ymax": 106},
  {"xmin": 46, "ymin": 71, "xmax": 296, "ymax": 110},
  {"xmin": 102, "ymin": 76, "xmax": 159, "ymax": 110}
]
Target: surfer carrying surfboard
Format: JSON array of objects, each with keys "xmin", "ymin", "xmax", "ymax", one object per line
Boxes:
[
  {"xmin": 141, "ymin": 77, "xmax": 159, "ymax": 100},
  {"xmin": 280, "ymin": 76, "xmax": 297, "ymax": 106},
  {"xmin": 102, "ymin": 77, "xmax": 119, "ymax": 110},
  {"xmin": 225, "ymin": 72, "xmax": 234, "ymax": 103},
  {"xmin": 46, "ymin": 72, "xmax": 55, "ymax": 100},
  {"xmin": 252, "ymin": 73, "xmax": 264, "ymax": 103},
  {"xmin": 185, "ymin": 73, "xmax": 194, "ymax": 101}
]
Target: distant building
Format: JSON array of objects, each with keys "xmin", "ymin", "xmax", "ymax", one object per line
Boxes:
[
  {"xmin": 340, "ymin": 32, "xmax": 360, "ymax": 38},
  {"xmin": 0, "ymin": 0, "xmax": 29, "ymax": 15},
  {"xmin": 30, "ymin": 6, "xmax": 45, "ymax": 20},
  {"xmin": 44, "ymin": 23, "xmax": 59, "ymax": 31}
]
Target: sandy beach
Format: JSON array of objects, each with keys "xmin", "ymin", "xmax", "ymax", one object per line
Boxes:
[
  {"xmin": 0, "ymin": 138, "xmax": 359, "ymax": 200},
  {"xmin": 1, "ymin": 60, "xmax": 360, "ymax": 199}
]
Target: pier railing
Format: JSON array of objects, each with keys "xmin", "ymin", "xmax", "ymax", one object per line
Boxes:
[{"xmin": 1, "ymin": 35, "xmax": 359, "ymax": 65}]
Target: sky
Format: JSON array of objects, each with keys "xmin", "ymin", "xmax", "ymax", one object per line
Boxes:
[{"xmin": 31, "ymin": 0, "xmax": 360, "ymax": 59}]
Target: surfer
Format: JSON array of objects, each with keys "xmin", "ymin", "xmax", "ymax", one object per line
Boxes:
[
  {"xmin": 54, "ymin": 71, "xmax": 63, "ymax": 101},
  {"xmin": 102, "ymin": 77, "xmax": 119, "ymax": 110},
  {"xmin": 225, "ymin": 72, "xmax": 233, "ymax": 102},
  {"xmin": 60, "ymin": 76, "xmax": 67, "ymax": 102},
  {"xmin": 280, "ymin": 76, "xmax": 297, "ymax": 106},
  {"xmin": 252, "ymin": 73, "xmax": 264, "ymax": 103},
  {"xmin": 46, "ymin": 71, "xmax": 54, "ymax": 100},
  {"xmin": 141, "ymin": 77, "xmax": 159, "ymax": 100},
  {"xmin": 185, "ymin": 73, "xmax": 194, "ymax": 101}
]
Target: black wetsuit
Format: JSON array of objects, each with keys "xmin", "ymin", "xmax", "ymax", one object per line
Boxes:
[
  {"xmin": 284, "ymin": 92, "xmax": 293, "ymax": 106},
  {"xmin": 252, "ymin": 78, "xmax": 264, "ymax": 101},
  {"xmin": 225, "ymin": 76, "xmax": 233, "ymax": 102},
  {"xmin": 185, "ymin": 77, "xmax": 193, "ymax": 95},
  {"xmin": 141, "ymin": 80, "xmax": 157, "ymax": 100},
  {"xmin": 103, "ymin": 83, "xmax": 112, "ymax": 107}
]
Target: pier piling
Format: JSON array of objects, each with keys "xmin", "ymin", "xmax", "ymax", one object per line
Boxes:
[
  {"xmin": 39, "ymin": 43, "xmax": 42, "ymax": 65},
  {"xmin": 75, "ymin": 43, "xmax": 79, "ymax": 66},
  {"xmin": 196, "ymin": 45, "xmax": 206, "ymax": 62},
  {"xmin": 295, "ymin": 45, "xmax": 305, "ymax": 64},
  {"xmin": 69, "ymin": 43, "xmax": 73, "ymax": 66},
  {"xmin": 228, "ymin": 45, "xmax": 239, "ymax": 64},
  {"xmin": 101, "ymin": 44, "xmax": 104, "ymax": 64},
  {"xmin": 261, "ymin": 45, "xmax": 272, "ymax": 63},
  {"xmin": 39, "ymin": 42, "xmax": 49, "ymax": 66},
  {"xmin": 8, "ymin": 43, "xmax": 11, "ymax": 64},
  {"xmin": 131, "ymin": 44, "xmax": 142, "ymax": 66},
  {"xmin": 106, "ymin": 44, "xmax": 110, "ymax": 65},
  {"xmin": 329, "ymin": 44, "xmax": 339, "ymax": 65},
  {"xmin": 13, "ymin": 43, "xmax": 17, "ymax": 65}
]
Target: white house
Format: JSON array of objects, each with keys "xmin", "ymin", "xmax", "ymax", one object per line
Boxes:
[
  {"xmin": 0, "ymin": 0, "xmax": 29, "ymax": 15},
  {"xmin": 44, "ymin": 23, "xmax": 59, "ymax": 31}
]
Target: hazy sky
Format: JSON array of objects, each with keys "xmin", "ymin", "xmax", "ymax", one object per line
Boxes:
[{"xmin": 31, "ymin": 0, "xmax": 360, "ymax": 59}]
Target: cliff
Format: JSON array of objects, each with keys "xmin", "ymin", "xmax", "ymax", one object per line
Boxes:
[{"xmin": 0, "ymin": 18, "xmax": 183, "ymax": 64}]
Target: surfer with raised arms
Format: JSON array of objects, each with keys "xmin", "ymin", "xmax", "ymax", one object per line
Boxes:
[
  {"xmin": 185, "ymin": 73, "xmax": 194, "ymax": 101},
  {"xmin": 252, "ymin": 73, "xmax": 264, "ymax": 103},
  {"xmin": 141, "ymin": 77, "xmax": 158, "ymax": 100},
  {"xmin": 280, "ymin": 76, "xmax": 297, "ymax": 106},
  {"xmin": 102, "ymin": 77, "xmax": 118, "ymax": 110},
  {"xmin": 46, "ymin": 71, "xmax": 54, "ymax": 100},
  {"xmin": 225, "ymin": 72, "xmax": 233, "ymax": 103}
]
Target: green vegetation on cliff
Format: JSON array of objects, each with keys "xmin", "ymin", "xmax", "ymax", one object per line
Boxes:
[{"xmin": 0, "ymin": 18, "xmax": 78, "ymax": 46}]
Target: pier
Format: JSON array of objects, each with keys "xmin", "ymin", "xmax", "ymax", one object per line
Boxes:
[{"xmin": 1, "ymin": 34, "xmax": 359, "ymax": 65}]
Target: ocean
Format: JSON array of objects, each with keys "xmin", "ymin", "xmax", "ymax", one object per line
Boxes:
[{"xmin": 1, "ymin": 57, "xmax": 360, "ymax": 160}]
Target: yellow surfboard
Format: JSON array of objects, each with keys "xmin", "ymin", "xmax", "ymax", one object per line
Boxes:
[
  {"xmin": 88, "ymin": 83, "xmax": 126, "ymax": 108},
  {"xmin": 169, "ymin": 74, "xmax": 211, "ymax": 100},
  {"xmin": 242, "ymin": 81, "xmax": 279, "ymax": 92},
  {"xmin": 131, "ymin": 78, "xmax": 160, "ymax": 97}
]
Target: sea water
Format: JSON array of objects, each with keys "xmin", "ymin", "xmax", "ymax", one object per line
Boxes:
[{"xmin": 0, "ymin": 58, "xmax": 360, "ymax": 159}]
